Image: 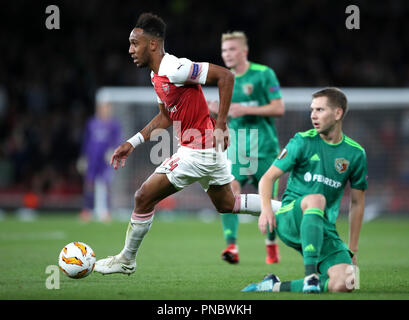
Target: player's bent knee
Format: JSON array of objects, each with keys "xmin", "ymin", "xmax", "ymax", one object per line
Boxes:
[
  {"xmin": 134, "ymin": 188, "xmax": 154, "ymax": 213},
  {"xmin": 310, "ymin": 193, "xmax": 326, "ymax": 206},
  {"xmin": 302, "ymin": 193, "xmax": 326, "ymax": 211},
  {"xmin": 133, "ymin": 189, "xmax": 144, "ymax": 205}
]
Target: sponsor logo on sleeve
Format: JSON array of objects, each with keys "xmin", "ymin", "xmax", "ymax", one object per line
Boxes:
[{"xmin": 190, "ymin": 63, "xmax": 200, "ymax": 80}]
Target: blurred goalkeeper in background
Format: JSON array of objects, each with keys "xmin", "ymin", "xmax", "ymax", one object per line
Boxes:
[
  {"xmin": 208, "ymin": 31, "xmax": 285, "ymax": 265},
  {"xmin": 78, "ymin": 101, "xmax": 121, "ymax": 222}
]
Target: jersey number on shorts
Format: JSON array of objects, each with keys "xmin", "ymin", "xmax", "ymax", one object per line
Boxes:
[{"xmin": 162, "ymin": 156, "xmax": 180, "ymax": 171}]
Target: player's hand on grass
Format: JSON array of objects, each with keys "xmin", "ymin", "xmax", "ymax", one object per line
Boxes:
[
  {"xmin": 110, "ymin": 142, "xmax": 135, "ymax": 170},
  {"xmin": 213, "ymin": 122, "xmax": 230, "ymax": 152},
  {"xmin": 258, "ymin": 208, "xmax": 276, "ymax": 234},
  {"xmin": 351, "ymin": 251, "xmax": 358, "ymax": 265}
]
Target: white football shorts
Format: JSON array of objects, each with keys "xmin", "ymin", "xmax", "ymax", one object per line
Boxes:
[{"xmin": 154, "ymin": 146, "xmax": 234, "ymax": 191}]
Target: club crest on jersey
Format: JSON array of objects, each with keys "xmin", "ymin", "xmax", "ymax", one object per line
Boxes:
[
  {"xmin": 242, "ymin": 83, "xmax": 253, "ymax": 96},
  {"xmin": 167, "ymin": 105, "xmax": 178, "ymax": 113},
  {"xmin": 335, "ymin": 158, "xmax": 349, "ymax": 174},
  {"xmin": 162, "ymin": 83, "xmax": 170, "ymax": 95}
]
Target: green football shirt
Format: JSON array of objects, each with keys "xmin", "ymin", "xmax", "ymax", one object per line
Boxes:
[
  {"xmin": 273, "ymin": 129, "xmax": 368, "ymax": 224},
  {"xmin": 228, "ymin": 62, "xmax": 282, "ymax": 161}
]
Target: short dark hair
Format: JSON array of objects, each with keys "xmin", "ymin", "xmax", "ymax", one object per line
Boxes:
[
  {"xmin": 312, "ymin": 87, "xmax": 348, "ymax": 119},
  {"xmin": 135, "ymin": 13, "xmax": 166, "ymax": 39}
]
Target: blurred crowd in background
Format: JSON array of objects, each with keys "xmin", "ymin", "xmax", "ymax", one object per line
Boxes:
[{"xmin": 0, "ymin": 0, "xmax": 408, "ymax": 213}]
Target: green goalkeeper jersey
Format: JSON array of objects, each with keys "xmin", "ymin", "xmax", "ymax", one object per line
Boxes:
[
  {"xmin": 273, "ymin": 129, "xmax": 368, "ymax": 225},
  {"xmin": 228, "ymin": 62, "xmax": 282, "ymax": 160}
]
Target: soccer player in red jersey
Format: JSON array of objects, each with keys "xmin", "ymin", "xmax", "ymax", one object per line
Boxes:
[{"xmin": 94, "ymin": 13, "xmax": 281, "ymax": 275}]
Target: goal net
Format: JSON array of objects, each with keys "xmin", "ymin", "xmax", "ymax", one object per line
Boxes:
[{"xmin": 96, "ymin": 87, "xmax": 409, "ymax": 220}]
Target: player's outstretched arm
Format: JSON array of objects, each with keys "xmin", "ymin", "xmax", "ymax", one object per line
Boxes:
[
  {"xmin": 205, "ymin": 64, "xmax": 234, "ymax": 123},
  {"xmin": 258, "ymin": 165, "xmax": 284, "ymax": 234},
  {"xmin": 139, "ymin": 103, "xmax": 172, "ymax": 141},
  {"xmin": 110, "ymin": 142, "xmax": 134, "ymax": 170},
  {"xmin": 229, "ymin": 98, "xmax": 285, "ymax": 118},
  {"xmin": 348, "ymin": 188, "xmax": 365, "ymax": 265},
  {"xmin": 111, "ymin": 104, "xmax": 172, "ymax": 170}
]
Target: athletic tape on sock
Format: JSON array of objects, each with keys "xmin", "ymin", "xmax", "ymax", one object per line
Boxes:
[{"xmin": 132, "ymin": 210, "xmax": 154, "ymax": 221}]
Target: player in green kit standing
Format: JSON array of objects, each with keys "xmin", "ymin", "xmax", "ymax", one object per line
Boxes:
[
  {"xmin": 242, "ymin": 87, "xmax": 367, "ymax": 293},
  {"xmin": 208, "ymin": 31, "xmax": 285, "ymax": 264}
]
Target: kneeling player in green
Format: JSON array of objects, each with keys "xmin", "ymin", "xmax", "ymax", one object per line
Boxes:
[{"xmin": 242, "ymin": 87, "xmax": 367, "ymax": 293}]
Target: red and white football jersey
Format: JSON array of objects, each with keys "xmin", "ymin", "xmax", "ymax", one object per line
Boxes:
[{"xmin": 151, "ymin": 53, "xmax": 216, "ymax": 149}]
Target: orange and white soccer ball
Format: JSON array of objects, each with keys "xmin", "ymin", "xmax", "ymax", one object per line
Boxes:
[{"xmin": 58, "ymin": 242, "xmax": 96, "ymax": 279}]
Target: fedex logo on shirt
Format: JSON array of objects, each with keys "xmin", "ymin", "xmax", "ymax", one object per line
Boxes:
[{"xmin": 304, "ymin": 172, "xmax": 342, "ymax": 189}]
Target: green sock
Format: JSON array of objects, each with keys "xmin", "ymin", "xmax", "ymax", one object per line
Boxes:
[
  {"xmin": 267, "ymin": 228, "xmax": 276, "ymax": 241},
  {"xmin": 280, "ymin": 275, "xmax": 329, "ymax": 292},
  {"xmin": 300, "ymin": 208, "xmax": 324, "ymax": 275},
  {"xmin": 221, "ymin": 213, "xmax": 239, "ymax": 245}
]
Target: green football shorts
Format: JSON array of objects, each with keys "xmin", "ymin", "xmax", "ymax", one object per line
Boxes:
[
  {"xmin": 275, "ymin": 196, "xmax": 353, "ymax": 276},
  {"xmin": 231, "ymin": 157, "xmax": 279, "ymax": 197}
]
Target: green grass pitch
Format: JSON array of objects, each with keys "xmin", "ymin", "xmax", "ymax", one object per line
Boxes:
[{"xmin": 0, "ymin": 213, "xmax": 408, "ymax": 300}]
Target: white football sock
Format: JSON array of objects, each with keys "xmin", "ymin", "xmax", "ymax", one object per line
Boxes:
[
  {"xmin": 239, "ymin": 194, "xmax": 281, "ymax": 216},
  {"xmin": 273, "ymin": 282, "xmax": 281, "ymax": 292},
  {"xmin": 120, "ymin": 216, "xmax": 153, "ymax": 262}
]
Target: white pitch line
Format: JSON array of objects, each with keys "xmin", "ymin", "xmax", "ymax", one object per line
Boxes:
[{"xmin": 0, "ymin": 231, "xmax": 67, "ymax": 241}]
